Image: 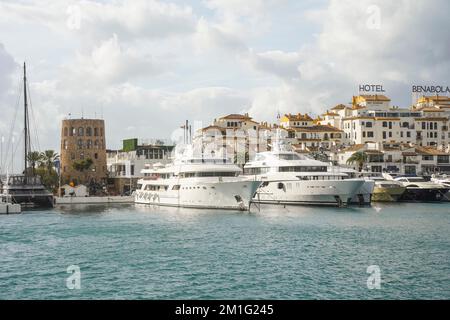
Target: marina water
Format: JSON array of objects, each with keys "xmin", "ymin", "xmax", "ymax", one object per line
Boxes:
[{"xmin": 1, "ymin": 203, "xmax": 449, "ymax": 299}]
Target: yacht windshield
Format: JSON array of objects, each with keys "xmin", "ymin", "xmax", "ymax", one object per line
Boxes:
[
  {"xmin": 407, "ymin": 177, "xmax": 426, "ymax": 182},
  {"xmin": 278, "ymin": 154, "xmax": 301, "ymax": 160}
]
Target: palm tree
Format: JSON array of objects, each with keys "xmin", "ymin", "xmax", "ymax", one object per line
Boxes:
[
  {"xmin": 346, "ymin": 151, "xmax": 368, "ymax": 172},
  {"xmin": 27, "ymin": 151, "xmax": 43, "ymax": 175},
  {"xmin": 41, "ymin": 150, "xmax": 59, "ymax": 172}
]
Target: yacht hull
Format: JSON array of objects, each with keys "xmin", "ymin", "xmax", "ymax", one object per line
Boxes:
[
  {"xmin": 348, "ymin": 180, "xmax": 375, "ymax": 205},
  {"xmin": 0, "ymin": 203, "xmax": 21, "ymax": 214},
  {"xmin": 252, "ymin": 179, "xmax": 365, "ymax": 206},
  {"xmin": 135, "ymin": 180, "xmax": 261, "ymax": 211},
  {"xmin": 399, "ymin": 188, "xmax": 450, "ymax": 202},
  {"xmin": 372, "ymin": 186, "xmax": 406, "ymax": 202},
  {"xmin": 9, "ymin": 194, "xmax": 54, "ymax": 208}
]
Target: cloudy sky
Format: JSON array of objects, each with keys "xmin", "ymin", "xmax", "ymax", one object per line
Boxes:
[{"xmin": 1, "ymin": 0, "xmax": 449, "ymax": 167}]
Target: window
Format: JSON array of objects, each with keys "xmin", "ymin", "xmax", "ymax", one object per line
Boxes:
[
  {"xmin": 389, "ymin": 122, "xmax": 392, "ymax": 129},
  {"xmin": 172, "ymin": 185, "xmax": 180, "ymax": 190},
  {"xmin": 362, "ymin": 131, "xmax": 366, "ymax": 138},
  {"xmin": 389, "ymin": 132, "xmax": 392, "ymax": 138},
  {"xmin": 422, "ymin": 122, "xmax": 426, "ymax": 130},
  {"xmin": 64, "ymin": 127, "xmax": 68, "ymax": 136},
  {"xmin": 63, "ymin": 140, "xmax": 68, "ymax": 150},
  {"xmin": 366, "ymin": 122, "xmax": 372, "ymax": 128},
  {"xmin": 70, "ymin": 127, "xmax": 76, "ymax": 136},
  {"xmin": 86, "ymin": 140, "xmax": 92, "ymax": 149},
  {"xmin": 77, "ymin": 139, "xmax": 83, "ymax": 149},
  {"xmin": 181, "ymin": 171, "xmax": 238, "ymax": 178},
  {"xmin": 367, "ymin": 131, "xmax": 374, "ymax": 138},
  {"xmin": 86, "ymin": 127, "xmax": 92, "ymax": 136},
  {"xmin": 382, "ymin": 121, "xmax": 388, "ymax": 127},
  {"xmin": 278, "ymin": 166, "xmax": 327, "ymax": 172},
  {"xmin": 437, "ymin": 155, "xmax": 449, "ymax": 164},
  {"xmin": 382, "ymin": 131, "xmax": 387, "ymax": 139},
  {"xmin": 80, "ymin": 152, "xmax": 84, "ymax": 160},
  {"xmin": 94, "ymin": 153, "xmax": 98, "ymax": 159},
  {"xmin": 78, "ymin": 127, "xmax": 84, "ymax": 136}
]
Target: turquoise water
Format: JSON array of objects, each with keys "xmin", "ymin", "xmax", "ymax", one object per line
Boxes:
[{"xmin": 1, "ymin": 203, "xmax": 449, "ymax": 300}]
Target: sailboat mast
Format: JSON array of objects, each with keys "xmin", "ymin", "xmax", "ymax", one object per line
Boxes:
[{"xmin": 23, "ymin": 62, "xmax": 28, "ymax": 180}]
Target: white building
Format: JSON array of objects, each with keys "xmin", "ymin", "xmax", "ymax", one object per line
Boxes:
[{"xmin": 107, "ymin": 138, "xmax": 174, "ymax": 194}]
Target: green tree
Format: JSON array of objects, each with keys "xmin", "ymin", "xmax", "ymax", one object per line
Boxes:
[
  {"xmin": 346, "ymin": 151, "xmax": 368, "ymax": 172},
  {"xmin": 72, "ymin": 158, "xmax": 94, "ymax": 185},
  {"xmin": 27, "ymin": 151, "xmax": 43, "ymax": 175},
  {"xmin": 36, "ymin": 167, "xmax": 58, "ymax": 192}
]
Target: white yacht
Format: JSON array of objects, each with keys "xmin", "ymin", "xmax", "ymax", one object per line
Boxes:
[
  {"xmin": 243, "ymin": 144, "xmax": 365, "ymax": 207},
  {"xmin": 135, "ymin": 146, "xmax": 261, "ymax": 211},
  {"xmin": 391, "ymin": 176, "xmax": 449, "ymax": 202},
  {"xmin": 0, "ymin": 185, "xmax": 21, "ymax": 214}
]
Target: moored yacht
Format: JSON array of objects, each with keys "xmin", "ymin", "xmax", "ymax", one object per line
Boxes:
[
  {"xmin": 2, "ymin": 175, "xmax": 54, "ymax": 208},
  {"xmin": 368, "ymin": 176, "xmax": 406, "ymax": 202},
  {"xmin": 0, "ymin": 63, "xmax": 54, "ymax": 209},
  {"xmin": 135, "ymin": 146, "xmax": 261, "ymax": 211},
  {"xmin": 392, "ymin": 176, "xmax": 449, "ymax": 202},
  {"xmin": 243, "ymin": 143, "xmax": 365, "ymax": 207},
  {"xmin": 0, "ymin": 193, "xmax": 21, "ymax": 214}
]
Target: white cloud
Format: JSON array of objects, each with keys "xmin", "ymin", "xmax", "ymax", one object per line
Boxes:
[
  {"xmin": 0, "ymin": 0, "xmax": 197, "ymax": 42},
  {"xmin": 66, "ymin": 34, "xmax": 162, "ymax": 86}
]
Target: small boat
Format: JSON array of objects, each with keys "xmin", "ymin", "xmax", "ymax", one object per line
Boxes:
[
  {"xmin": 0, "ymin": 194, "xmax": 21, "ymax": 214},
  {"xmin": 392, "ymin": 175, "xmax": 449, "ymax": 202},
  {"xmin": 370, "ymin": 177, "xmax": 406, "ymax": 202}
]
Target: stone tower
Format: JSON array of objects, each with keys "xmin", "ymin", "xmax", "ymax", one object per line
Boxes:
[{"xmin": 60, "ymin": 118, "xmax": 107, "ymax": 185}]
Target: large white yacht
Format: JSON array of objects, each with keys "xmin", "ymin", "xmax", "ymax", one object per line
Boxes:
[
  {"xmin": 135, "ymin": 145, "xmax": 261, "ymax": 211},
  {"xmin": 243, "ymin": 143, "xmax": 365, "ymax": 207}
]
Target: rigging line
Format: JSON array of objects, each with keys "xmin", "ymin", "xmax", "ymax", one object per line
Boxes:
[
  {"xmin": 1, "ymin": 75, "xmax": 22, "ymax": 173},
  {"xmin": 7, "ymin": 133, "xmax": 24, "ymax": 174},
  {"xmin": 26, "ymin": 79, "xmax": 41, "ymax": 152}
]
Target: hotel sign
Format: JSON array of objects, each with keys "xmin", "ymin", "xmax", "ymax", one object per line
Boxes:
[
  {"xmin": 412, "ymin": 85, "xmax": 450, "ymax": 94},
  {"xmin": 359, "ymin": 84, "xmax": 385, "ymax": 93}
]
